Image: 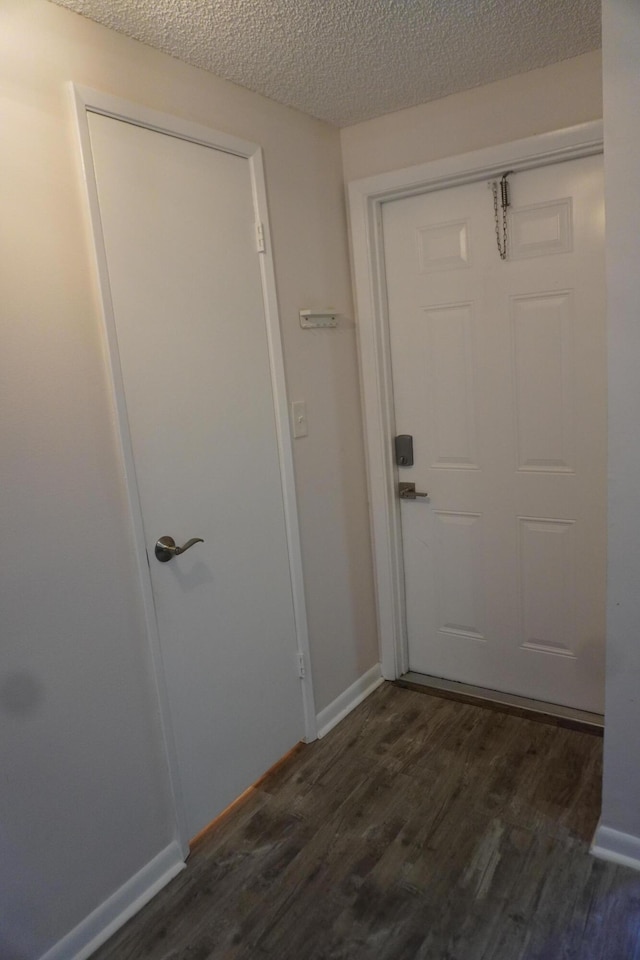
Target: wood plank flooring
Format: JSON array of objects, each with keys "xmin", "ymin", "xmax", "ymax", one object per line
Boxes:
[{"xmin": 93, "ymin": 683, "xmax": 640, "ymax": 960}]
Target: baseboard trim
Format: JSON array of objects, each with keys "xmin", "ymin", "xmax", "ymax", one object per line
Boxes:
[
  {"xmin": 316, "ymin": 663, "xmax": 383, "ymax": 739},
  {"xmin": 591, "ymin": 820, "xmax": 640, "ymax": 872},
  {"xmin": 40, "ymin": 841, "xmax": 186, "ymax": 960}
]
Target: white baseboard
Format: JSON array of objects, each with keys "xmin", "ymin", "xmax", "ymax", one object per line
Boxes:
[
  {"xmin": 40, "ymin": 841, "xmax": 186, "ymax": 960},
  {"xmin": 316, "ymin": 663, "xmax": 383, "ymax": 739},
  {"xmin": 591, "ymin": 820, "xmax": 640, "ymax": 872}
]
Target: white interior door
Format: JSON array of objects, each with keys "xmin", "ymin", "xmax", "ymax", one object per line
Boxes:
[
  {"xmin": 87, "ymin": 112, "xmax": 305, "ymax": 839},
  {"xmin": 382, "ymin": 155, "xmax": 606, "ymax": 712}
]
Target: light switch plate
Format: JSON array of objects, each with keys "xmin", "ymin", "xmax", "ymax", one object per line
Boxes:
[{"xmin": 291, "ymin": 400, "xmax": 308, "ymax": 438}]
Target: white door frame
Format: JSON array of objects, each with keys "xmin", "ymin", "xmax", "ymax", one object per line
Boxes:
[
  {"xmin": 70, "ymin": 85, "xmax": 317, "ymax": 854},
  {"xmin": 347, "ymin": 121, "xmax": 604, "ymax": 683}
]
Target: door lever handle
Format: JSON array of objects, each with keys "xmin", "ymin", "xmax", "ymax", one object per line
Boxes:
[
  {"xmin": 399, "ymin": 482, "xmax": 429, "ymax": 501},
  {"xmin": 155, "ymin": 536, "xmax": 204, "ymax": 563}
]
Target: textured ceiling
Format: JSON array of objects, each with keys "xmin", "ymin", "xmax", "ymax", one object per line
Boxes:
[{"xmin": 48, "ymin": 0, "xmax": 601, "ymax": 126}]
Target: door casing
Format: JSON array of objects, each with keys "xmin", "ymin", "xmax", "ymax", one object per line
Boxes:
[
  {"xmin": 71, "ymin": 84, "xmax": 317, "ymax": 854},
  {"xmin": 347, "ymin": 121, "xmax": 604, "ymax": 683}
]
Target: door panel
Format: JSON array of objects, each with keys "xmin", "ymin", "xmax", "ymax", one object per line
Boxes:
[
  {"xmin": 88, "ymin": 113, "xmax": 303, "ymax": 838},
  {"xmin": 383, "ymin": 155, "xmax": 606, "ymax": 712}
]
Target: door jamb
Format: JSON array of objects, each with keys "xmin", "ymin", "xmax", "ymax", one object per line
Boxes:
[
  {"xmin": 70, "ymin": 84, "xmax": 318, "ymax": 854},
  {"xmin": 347, "ymin": 121, "xmax": 604, "ymax": 682}
]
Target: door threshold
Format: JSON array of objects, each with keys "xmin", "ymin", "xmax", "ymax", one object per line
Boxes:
[{"xmin": 395, "ymin": 672, "xmax": 604, "ymax": 735}]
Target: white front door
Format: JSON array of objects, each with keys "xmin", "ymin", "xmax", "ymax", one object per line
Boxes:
[
  {"xmin": 87, "ymin": 112, "xmax": 305, "ymax": 839},
  {"xmin": 382, "ymin": 155, "xmax": 606, "ymax": 712}
]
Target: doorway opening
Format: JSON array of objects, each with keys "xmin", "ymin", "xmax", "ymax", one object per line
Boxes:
[{"xmin": 348, "ymin": 122, "xmax": 605, "ymax": 726}]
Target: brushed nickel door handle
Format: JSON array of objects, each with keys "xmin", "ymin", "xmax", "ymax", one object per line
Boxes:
[
  {"xmin": 399, "ymin": 482, "xmax": 429, "ymax": 501},
  {"xmin": 155, "ymin": 536, "xmax": 204, "ymax": 563}
]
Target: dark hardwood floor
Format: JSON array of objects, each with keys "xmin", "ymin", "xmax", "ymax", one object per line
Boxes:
[{"xmin": 93, "ymin": 683, "xmax": 640, "ymax": 959}]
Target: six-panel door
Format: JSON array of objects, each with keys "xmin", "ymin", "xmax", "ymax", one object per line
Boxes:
[{"xmin": 383, "ymin": 155, "xmax": 606, "ymax": 712}]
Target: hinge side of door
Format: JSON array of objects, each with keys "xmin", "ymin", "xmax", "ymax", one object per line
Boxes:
[
  {"xmin": 255, "ymin": 221, "xmax": 266, "ymax": 253},
  {"xmin": 297, "ymin": 652, "xmax": 306, "ymax": 679}
]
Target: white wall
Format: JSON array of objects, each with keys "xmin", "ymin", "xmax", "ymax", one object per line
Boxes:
[
  {"xmin": 599, "ymin": 0, "xmax": 640, "ymax": 846},
  {"xmin": 0, "ymin": 2, "xmax": 377, "ymax": 957},
  {"xmin": 340, "ymin": 51, "xmax": 602, "ymax": 181}
]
